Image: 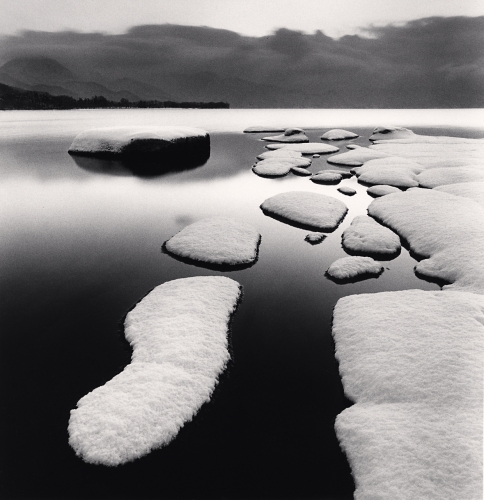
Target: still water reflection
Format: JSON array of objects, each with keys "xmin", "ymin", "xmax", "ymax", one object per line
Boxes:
[{"xmin": 1, "ymin": 111, "xmax": 474, "ymax": 499}]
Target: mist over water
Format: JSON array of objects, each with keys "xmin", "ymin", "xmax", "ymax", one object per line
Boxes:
[{"xmin": 0, "ymin": 109, "xmax": 481, "ymax": 499}]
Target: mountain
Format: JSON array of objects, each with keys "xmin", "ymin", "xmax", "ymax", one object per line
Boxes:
[{"xmin": 0, "ymin": 57, "xmax": 143, "ymax": 102}]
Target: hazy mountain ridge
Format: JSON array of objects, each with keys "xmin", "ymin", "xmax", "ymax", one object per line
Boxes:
[{"xmin": 0, "ymin": 17, "xmax": 482, "ymax": 107}]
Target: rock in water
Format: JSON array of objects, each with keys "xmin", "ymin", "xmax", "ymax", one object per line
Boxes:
[
  {"xmin": 260, "ymin": 191, "xmax": 347, "ymax": 231},
  {"xmin": 68, "ymin": 276, "xmax": 242, "ymax": 466},
  {"xmin": 321, "ymin": 129, "xmax": 359, "ymax": 140},
  {"xmin": 68, "ymin": 126, "xmax": 210, "ymax": 165},
  {"xmin": 326, "ymin": 256, "xmax": 383, "ymax": 280},
  {"xmin": 164, "ymin": 216, "xmax": 261, "ymax": 268}
]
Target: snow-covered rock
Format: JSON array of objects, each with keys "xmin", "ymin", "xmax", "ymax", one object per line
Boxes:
[
  {"xmin": 68, "ymin": 276, "xmax": 242, "ymax": 466},
  {"xmin": 291, "ymin": 166, "xmax": 312, "ymax": 176},
  {"xmin": 327, "ymin": 256, "xmax": 383, "ymax": 280},
  {"xmin": 257, "ymin": 149, "xmax": 303, "ymax": 160},
  {"xmin": 252, "ymin": 161, "xmax": 292, "ymax": 177},
  {"xmin": 367, "ymin": 185, "xmax": 402, "ymax": 197},
  {"xmin": 342, "ymin": 215, "xmax": 400, "ymax": 256},
  {"xmin": 333, "ymin": 289, "xmax": 483, "ymax": 499},
  {"xmin": 368, "ymin": 188, "xmax": 484, "ymax": 293},
  {"xmin": 310, "ymin": 172, "xmax": 342, "ymax": 184},
  {"xmin": 417, "ymin": 166, "xmax": 484, "ymax": 188},
  {"xmin": 260, "ymin": 191, "xmax": 348, "ymax": 231},
  {"xmin": 68, "ymin": 126, "xmax": 210, "ymax": 159},
  {"xmin": 255, "ymin": 156, "xmax": 312, "ymax": 168},
  {"xmin": 243, "ymin": 126, "xmax": 285, "ymax": 133},
  {"xmin": 355, "ymin": 157, "xmax": 423, "ymax": 188},
  {"xmin": 337, "ymin": 187, "xmax": 356, "ymax": 196},
  {"xmin": 265, "ymin": 143, "xmax": 339, "ymax": 154},
  {"xmin": 327, "ymin": 147, "xmax": 389, "ymax": 166},
  {"xmin": 164, "ymin": 217, "xmax": 261, "ymax": 267},
  {"xmin": 321, "ymin": 129, "xmax": 359, "ymax": 141},
  {"xmin": 370, "ymin": 125, "xmax": 484, "ymax": 144},
  {"xmin": 435, "ymin": 182, "xmax": 484, "ymax": 207},
  {"xmin": 305, "ymin": 232, "xmax": 327, "ymax": 244},
  {"xmin": 262, "ymin": 128, "xmax": 309, "ymax": 143}
]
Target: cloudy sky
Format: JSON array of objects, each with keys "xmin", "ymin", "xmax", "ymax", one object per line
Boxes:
[
  {"xmin": 2, "ymin": 0, "xmax": 484, "ymax": 38},
  {"xmin": 1, "ymin": 1, "xmax": 483, "ymax": 107}
]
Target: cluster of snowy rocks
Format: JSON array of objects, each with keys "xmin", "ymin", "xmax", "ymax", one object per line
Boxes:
[
  {"xmin": 67, "ymin": 123, "xmax": 483, "ymax": 499},
  {"xmin": 331, "ymin": 126, "xmax": 484, "ymax": 499}
]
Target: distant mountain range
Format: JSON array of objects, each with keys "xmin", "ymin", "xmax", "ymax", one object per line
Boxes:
[{"xmin": 0, "ymin": 57, "xmax": 172, "ymax": 102}]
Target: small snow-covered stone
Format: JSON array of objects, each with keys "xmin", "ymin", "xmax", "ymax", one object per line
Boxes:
[
  {"xmin": 265, "ymin": 143, "xmax": 339, "ymax": 154},
  {"xmin": 257, "ymin": 149, "xmax": 303, "ymax": 160},
  {"xmin": 260, "ymin": 191, "xmax": 348, "ymax": 231},
  {"xmin": 68, "ymin": 126, "xmax": 210, "ymax": 159},
  {"xmin": 311, "ymin": 172, "xmax": 342, "ymax": 184},
  {"xmin": 305, "ymin": 232, "xmax": 327, "ymax": 244},
  {"xmin": 313, "ymin": 154, "xmax": 320, "ymax": 158},
  {"xmin": 291, "ymin": 166, "xmax": 312, "ymax": 176},
  {"xmin": 262, "ymin": 128, "xmax": 309, "ymax": 143},
  {"xmin": 321, "ymin": 129, "xmax": 359, "ymax": 141},
  {"xmin": 342, "ymin": 215, "xmax": 400, "ymax": 256},
  {"xmin": 324, "ymin": 169, "xmax": 353, "ymax": 179},
  {"xmin": 255, "ymin": 157, "xmax": 312, "ymax": 168},
  {"xmin": 327, "ymin": 256, "xmax": 383, "ymax": 280},
  {"xmin": 337, "ymin": 186, "xmax": 356, "ymax": 196},
  {"xmin": 164, "ymin": 217, "xmax": 260, "ymax": 266},
  {"xmin": 252, "ymin": 161, "xmax": 291, "ymax": 177},
  {"xmin": 243, "ymin": 126, "xmax": 285, "ymax": 133},
  {"xmin": 68, "ymin": 276, "xmax": 242, "ymax": 466},
  {"xmin": 367, "ymin": 185, "xmax": 402, "ymax": 197}
]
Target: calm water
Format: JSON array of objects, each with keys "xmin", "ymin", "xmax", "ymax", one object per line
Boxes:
[{"xmin": 1, "ymin": 109, "xmax": 482, "ymax": 500}]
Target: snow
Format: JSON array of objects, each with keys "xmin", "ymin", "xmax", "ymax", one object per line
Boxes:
[
  {"xmin": 342, "ymin": 215, "xmax": 401, "ymax": 256},
  {"xmin": 243, "ymin": 126, "xmax": 285, "ymax": 133},
  {"xmin": 327, "ymin": 256, "xmax": 383, "ymax": 280},
  {"xmin": 435, "ymin": 182, "xmax": 484, "ymax": 207},
  {"xmin": 68, "ymin": 126, "xmax": 209, "ymax": 157},
  {"xmin": 255, "ymin": 156, "xmax": 312, "ymax": 168},
  {"xmin": 368, "ymin": 188, "xmax": 484, "ymax": 293},
  {"xmin": 257, "ymin": 149, "xmax": 303, "ymax": 160},
  {"xmin": 370, "ymin": 125, "xmax": 484, "ymax": 144},
  {"xmin": 367, "ymin": 185, "xmax": 402, "ymax": 197},
  {"xmin": 313, "ymin": 154, "xmax": 320, "ymax": 158},
  {"xmin": 265, "ymin": 142, "xmax": 339, "ymax": 154},
  {"xmin": 164, "ymin": 217, "xmax": 261, "ymax": 266},
  {"xmin": 369, "ymin": 143, "xmax": 484, "ymax": 168},
  {"xmin": 291, "ymin": 166, "xmax": 312, "ymax": 176},
  {"xmin": 324, "ymin": 169, "xmax": 353, "ymax": 179},
  {"xmin": 252, "ymin": 161, "xmax": 291, "ymax": 177},
  {"xmin": 327, "ymin": 147, "xmax": 389, "ymax": 166},
  {"xmin": 321, "ymin": 129, "xmax": 359, "ymax": 140},
  {"xmin": 260, "ymin": 191, "xmax": 348, "ymax": 231},
  {"xmin": 310, "ymin": 172, "xmax": 342, "ymax": 184},
  {"xmin": 417, "ymin": 166, "xmax": 484, "ymax": 188},
  {"xmin": 337, "ymin": 187, "xmax": 356, "ymax": 196},
  {"xmin": 305, "ymin": 232, "xmax": 327, "ymax": 244},
  {"xmin": 332, "ymin": 289, "xmax": 483, "ymax": 499},
  {"xmin": 354, "ymin": 157, "xmax": 423, "ymax": 188},
  {"xmin": 68, "ymin": 276, "xmax": 242, "ymax": 466},
  {"xmin": 262, "ymin": 128, "xmax": 309, "ymax": 143}
]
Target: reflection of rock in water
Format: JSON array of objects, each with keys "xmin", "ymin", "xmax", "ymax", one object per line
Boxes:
[
  {"xmin": 68, "ymin": 126, "xmax": 210, "ymax": 177},
  {"xmin": 70, "ymin": 147, "xmax": 210, "ymax": 178}
]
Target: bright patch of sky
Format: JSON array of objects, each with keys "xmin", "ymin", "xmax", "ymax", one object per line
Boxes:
[{"xmin": 1, "ymin": 0, "xmax": 483, "ymax": 38}]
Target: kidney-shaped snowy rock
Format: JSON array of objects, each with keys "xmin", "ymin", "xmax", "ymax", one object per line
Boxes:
[
  {"xmin": 68, "ymin": 276, "xmax": 242, "ymax": 466},
  {"xmin": 164, "ymin": 217, "xmax": 261, "ymax": 267},
  {"xmin": 327, "ymin": 256, "xmax": 383, "ymax": 280},
  {"xmin": 68, "ymin": 126, "xmax": 210, "ymax": 159},
  {"xmin": 260, "ymin": 191, "xmax": 348, "ymax": 231}
]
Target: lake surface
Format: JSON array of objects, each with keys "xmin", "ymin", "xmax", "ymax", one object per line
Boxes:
[{"xmin": 0, "ymin": 109, "xmax": 482, "ymax": 499}]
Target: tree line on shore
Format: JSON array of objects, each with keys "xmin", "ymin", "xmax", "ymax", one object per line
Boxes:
[{"xmin": 0, "ymin": 83, "xmax": 229, "ymax": 110}]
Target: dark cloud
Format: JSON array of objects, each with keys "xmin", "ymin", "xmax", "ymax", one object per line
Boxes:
[{"xmin": 0, "ymin": 16, "xmax": 482, "ymax": 107}]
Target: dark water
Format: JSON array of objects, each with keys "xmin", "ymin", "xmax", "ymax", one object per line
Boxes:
[{"xmin": 2, "ymin": 116, "xmax": 478, "ymax": 499}]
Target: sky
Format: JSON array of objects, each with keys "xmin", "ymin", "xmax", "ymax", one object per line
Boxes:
[{"xmin": 2, "ymin": 0, "xmax": 484, "ymax": 38}]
